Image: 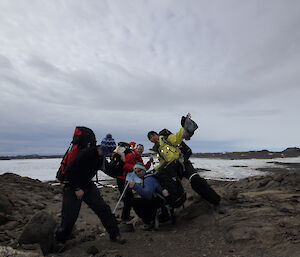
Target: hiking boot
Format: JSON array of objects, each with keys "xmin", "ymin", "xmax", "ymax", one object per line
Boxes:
[
  {"xmin": 110, "ymin": 235, "xmax": 127, "ymax": 245},
  {"xmin": 213, "ymin": 203, "xmax": 226, "ymax": 214}
]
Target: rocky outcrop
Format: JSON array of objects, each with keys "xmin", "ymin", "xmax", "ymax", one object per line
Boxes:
[
  {"xmin": 0, "ymin": 164, "xmax": 299, "ymax": 257},
  {"xmin": 19, "ymin": 211, "xmax": 57, "ymax": 255}
]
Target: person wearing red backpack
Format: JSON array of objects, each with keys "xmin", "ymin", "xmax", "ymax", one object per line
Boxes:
[
  {"xmin": 55, "ymin": 145, "xmax": 126, "ymax": 245},
  {"xmin": 117, "ymin": 144, "xmax": 153, "ymax": 222}
]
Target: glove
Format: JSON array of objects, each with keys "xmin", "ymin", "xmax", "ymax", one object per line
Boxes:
[{"xmin": 181, "ymin": 116, "xmax": 186, "ymax": 127}]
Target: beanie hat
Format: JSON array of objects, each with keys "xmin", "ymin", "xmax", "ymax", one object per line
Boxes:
[
  {"xmin": 134, "ymin": 162, "xmax": 146, "ymax": 171},
  {"xmin": 129, "ymin": 141, "xmax": 136, "ymax": 149},
  {"xmin": 98, "ymin": 135, "xmax": 116, "ymax": 155}
]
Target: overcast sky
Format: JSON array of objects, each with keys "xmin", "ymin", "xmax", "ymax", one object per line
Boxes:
[{"xmin": 0, "ymin": 0, "xmax": 299, "ymax": 155}]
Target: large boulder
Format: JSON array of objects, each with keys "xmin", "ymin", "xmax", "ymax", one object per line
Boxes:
[{"xmin": 18, "ymin": 211, "xmax": 57, "ymax": 255}]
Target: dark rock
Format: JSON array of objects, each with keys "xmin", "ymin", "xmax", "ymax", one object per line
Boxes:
[
  {"xmin": 87, "ymin": 245, "xmax": 99, "ymax": 255},
  {"xmin": 228, "ymin": 190, "xmax": 238, "ymax": 201},
  {"xmin": 280, "ymin": 208, "xmax": 292, "ymax": 213},
  {"xmin": 257, "ymin": 178, "xmax": 271, "ymax": 188},
  {"xmin": 18, "ymin": 211, "xmax": 57, "ymax": 255},
  {"xmin": 79, "ymin": 234, "xmax": 96, "ymax": 242},
  {"xmin": 187, "ymin": 195, "xmax": 194, "ymax": 201},
  {"xmin": 0, "ymin": 192, "xmax": 13, "ymax": 215},
  {"xmin": 0, "ymin": 213, "xmax": 12, "ymax": 226},
  {"xmin": 273, "ymin": 175, "xmax": 284, "ymax": 182}
]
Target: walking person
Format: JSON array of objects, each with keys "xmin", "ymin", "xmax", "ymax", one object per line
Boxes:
[{"xmin": 55, "ymin": 145, "xmax": 126, "ymax": 244}]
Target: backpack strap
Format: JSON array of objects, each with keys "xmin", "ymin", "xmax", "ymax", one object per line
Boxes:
[{"xmin": 160, "ymin": 137, "xmax": 185, "ymax": 168}]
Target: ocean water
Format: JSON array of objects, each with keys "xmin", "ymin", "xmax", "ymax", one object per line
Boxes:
[{"xmin": 0, "ymin": 157, "xmax": 299, "ymax": 182}]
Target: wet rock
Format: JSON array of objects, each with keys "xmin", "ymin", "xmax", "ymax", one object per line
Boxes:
[{"xmin": 19, "ymin": 211, "xmax": 56, "ymax": 255}]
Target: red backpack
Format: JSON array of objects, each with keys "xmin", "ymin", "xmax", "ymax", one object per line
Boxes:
[{"xmin": 56, "ymin": 126, "xmax": 96, "ymax": 182}]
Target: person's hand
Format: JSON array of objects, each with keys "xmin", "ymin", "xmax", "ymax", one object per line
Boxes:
[
  {"xmin": 128, "ymin": 179, "xmax": 135, "ymax": 189},
  {"xmin": 75, "ymin": 189, "xmax": 84, "ymax": 200}
]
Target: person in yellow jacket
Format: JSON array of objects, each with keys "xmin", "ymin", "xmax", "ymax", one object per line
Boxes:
[
  {"xmin": 147, "ymin": 114, "xmax": 224, "ymax": 213},
  {"xmin": 150, "ymin": 127, "xmax": 185, "ymax": 170}
]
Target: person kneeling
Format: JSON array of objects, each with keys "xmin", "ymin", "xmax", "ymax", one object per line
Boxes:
[{"xmin": 128, "ymin": 163, "xmax": 169, "ymax": 230}]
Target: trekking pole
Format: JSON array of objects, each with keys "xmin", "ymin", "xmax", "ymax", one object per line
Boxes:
[{"xmin": 112, "ymin": 172, "xmax": 135, "ymax": 214}]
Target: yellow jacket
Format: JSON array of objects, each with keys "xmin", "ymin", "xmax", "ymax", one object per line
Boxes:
[{"xmin": 154, "ymin": 128, "xmax": 184, "ymax": 170}]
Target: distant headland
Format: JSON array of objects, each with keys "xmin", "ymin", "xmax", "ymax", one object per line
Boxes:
[{"xmin": 1, "ymin": 147, "xmax": 299, "ymax": 160}]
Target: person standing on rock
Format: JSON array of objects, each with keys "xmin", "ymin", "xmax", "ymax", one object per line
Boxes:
[
  {"xmin": 147, "ymin": 113, "xmax": 224, "ymax": 213},
  {"xmin": 55, "ymin": 145, "xmax": 126, "ymax": 245}
]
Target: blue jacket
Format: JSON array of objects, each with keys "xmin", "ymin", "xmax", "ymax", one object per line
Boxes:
[{"xmin": 133, "ymin": 174, "xmax": 162, "ymax": 200}]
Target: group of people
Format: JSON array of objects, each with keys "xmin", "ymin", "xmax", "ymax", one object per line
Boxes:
[{"xmin": 55, "ymin": 114, "xmax": 223, "ymax": 247}]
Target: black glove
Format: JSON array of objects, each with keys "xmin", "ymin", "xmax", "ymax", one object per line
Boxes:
[{"xmin": 181, "ymin": 116, "xmax": 186, "ymax": 127}]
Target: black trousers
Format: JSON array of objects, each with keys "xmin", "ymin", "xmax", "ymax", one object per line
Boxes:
[
  {"xmin": 131, "ymin": 197, "xmax": 164, "ymax": 224},
  {"xmin": 116, "ymin": 178, "xmax": 133, "ymax": 221},
  {"xmin": 56, "ymin": 183, "xmax": 119, "ymax": 243},
  {"xmin": 157, "ymin": 160, "xmax": 221, "ymax": 206},
  {"xmin": 183, "ymin": 160, "xmax": 221, "ymax": 205}
]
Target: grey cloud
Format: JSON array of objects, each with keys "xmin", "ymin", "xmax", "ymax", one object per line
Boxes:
[
  {"xmin": 27, "ymin": 56, "xmax": 64, "ymax": 75},
  {"xmin": 222, "ymin": 109, "xmax": 283, "ymax": 117},
  {"xmin": 0, "ymin": 55, "xmax": 14, "ymax": 70},
  {"xmin": 0, "ymin": 0, "xmax": 300, "ymax": 155}
]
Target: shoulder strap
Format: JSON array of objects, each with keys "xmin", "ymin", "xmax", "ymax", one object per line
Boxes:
[{"xmin": 161, "ymin": 136, "xmax": 178, "ymax": 149}]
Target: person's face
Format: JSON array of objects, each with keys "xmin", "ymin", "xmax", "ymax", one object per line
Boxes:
[
  {"xmin": 134, "ymin": 168, "xmax": 146, "ymax": 178},
  {"xmin": 136, "ymin": 145, "xmax": 144, "ymax": 155},
  {"xmin": 149, "ymin": 134, "xmax": 159, "ymax": 143}
]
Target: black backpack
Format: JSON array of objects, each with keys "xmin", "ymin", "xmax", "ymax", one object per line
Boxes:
[
  {"xmin": 106, "ymin": 142, "xmax": 133, "ymax": 178},
  {"xmin": 159, "ymin": 128, "xmax": 192, "ymax": 161},
  {"xmin": 56, "ymin": 126, "xmax": 97, "ymax": 182},
  {"xmin": 147, "ymin": 173, "xmax": 186, "ymax": 208}
]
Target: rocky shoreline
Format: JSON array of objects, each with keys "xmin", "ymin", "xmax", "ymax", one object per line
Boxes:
[{"xmin": 0, "ymin": 161, "xmax": 299, "ymax": 257}]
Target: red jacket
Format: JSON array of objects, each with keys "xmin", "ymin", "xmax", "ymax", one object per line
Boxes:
[{"xmin": 118, "ymin": 150, "xmax": 151, "ymax": 179}]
